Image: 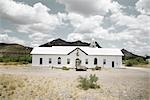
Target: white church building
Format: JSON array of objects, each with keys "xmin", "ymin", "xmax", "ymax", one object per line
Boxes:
[{"xmin": 31, "ymin": 42, "xmax": 124, "ymax": 69}]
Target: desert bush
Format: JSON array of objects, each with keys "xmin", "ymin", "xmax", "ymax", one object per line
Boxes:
[
  {"xmin": 78, "ymin": 74, "xmax": 100, "ymax": 90},
  {"xmin": 91, "ymin": 68, "xmax": 96, "ymax": 71},
  {"xmin": 135, "ymin": 57, "xmax": 144, "ymax": 63},
  {"xmin": 62, "ymin": 66, "xmax": 69, "ymax": 70},
  {"xmin": 125, "ymin": 57, "xmax": 149, "ymax": 66},
  {"xmin": 91, "ymin": 66, "xmax": 101, "ymax": 71},
  {"xmin": 125, "ymin": 60, "xmax": 133, "ymax": 66},
  {"xmin": 19, "ymin": 61, "xmax": 29, "ymax": 64},
  {"xmin": 145, "ymin": 60, "xmax": 149, "ymax": 64},
  {"xmin": 125, "ymin": 59, "xmax": 138, "ymax": 66},
  {"xmin": 95, "ymin": 66, "xmax": 101, "ymax": 70},
  {"xmin": 0, "ymin": 56, "xmax": 32, "ymax": 64}
]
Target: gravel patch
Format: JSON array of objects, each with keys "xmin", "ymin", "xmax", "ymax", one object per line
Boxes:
[{"xmin": 0, "ymin": 66, "xmax": 149, "ymax": 100}]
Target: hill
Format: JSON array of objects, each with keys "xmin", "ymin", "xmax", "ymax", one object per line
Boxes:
[
  {"xmin": 121, "ymin": 49, "xmax": 146, "ymax": 60},
  {"xmin": 0, "ymin": 43, "xmax": 32, "ymax": 57},
  {"xmin": 40, "ymin": 38, "xmax": 145, "ymax": 59},
  {"xmin": 0, "ymin": 39, "xmax": 145, "ymax": 60},
  {"xmin": 39, "ymin": 38, "xmax": 102, "ymax": 48}
]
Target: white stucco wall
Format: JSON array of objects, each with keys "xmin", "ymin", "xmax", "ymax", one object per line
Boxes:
[{"xmin": 32, "ymin": 48, "xmax": 122, "ymax": 68}]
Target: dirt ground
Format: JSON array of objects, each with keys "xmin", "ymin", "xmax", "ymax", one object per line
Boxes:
[{"xmin": 0, "ymin": 65, "xmax": 149, "ymax": 100}]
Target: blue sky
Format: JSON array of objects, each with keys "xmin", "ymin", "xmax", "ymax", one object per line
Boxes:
[{"xmin": 0, "ymin": 0, "xmax": 150, "ymax": 56}]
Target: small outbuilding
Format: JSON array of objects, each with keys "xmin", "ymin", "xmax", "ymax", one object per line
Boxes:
[{"xmin": 31, "ymin": 45, "xmax": 124, "ymax": 69}]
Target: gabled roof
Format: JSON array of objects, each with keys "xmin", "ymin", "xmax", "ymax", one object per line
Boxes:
[
  {"xmin": 68, "ymin": 47, "xmax": 88, "ymax": 55},
  {"xmin": 31, "ymin": 46, "xmax": 124, "ymax": 56},
  {"xmin": 31, "ymin": 46, "xmax": 76, "ymax": 55}
]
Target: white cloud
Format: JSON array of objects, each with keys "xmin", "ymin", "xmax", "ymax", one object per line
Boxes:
[
  {"xmin": 67, "ymin": 28, "xmax": 134, "ymax": 42},
  {"xmin": 67, "ymin": 13, "xmax": 84, "ymax": 28},
  {"xmin": 108, "ymin": 5, "xmax": 150, "ymax": 55},
  {"xmin": 68, "ymin": 13, "xmax": 104, "ymax": 33},
  {"xmin": 0, "ymin": 0, "xmax": 41, "ymax": 24},
  {"xmin": 64, "ymin": 0, "xmax": 127, "ymax": 41},
  {"xmin": 110, "ymin": 11, "xmax": 150, "ymax": 40},
  {"xmin": 0, "ymin": 33, "xmax": 25, "ymax": 45},
  {"xmin": 57, "ymin": 0, "xmax": 123, "ymax": 16},
  {"xmin": 29, "ymin": 32, "xmax": 52, "ymax": 47},
  {"xmin": 0, "ymin": 28, "xmax": 12, "ymax": 33},
  {"xmin": 0, "ymin": 0, "xmax": 60, "ymax": 34},
  {"xmin": 110, "ymin": 13, "xmax": 150, "ymax": 32},
  {"xmin": 136, "ymin": 0, "xmax": 150, "ymax": 15},
  {"xmin": 109, "ymin": 1, "xmax": 124, "ymax": 13},
  {"xmin": 67, "ymin": 33, "xmax": 84, "ymax": 41},
  {"xmin": 57, "ymin": 0, "xmax": 110, "ymax": 16},
  {"xmin": 0, "ymin": 0, "xmax": 149, "ymax": 55},
  {"xmin": 0, "ymin": 0, "xmax": 65, "ymax": 47},
  {"xmin": 60, "ymin": 0, "xmax": 149, "ymax": 55},
  {"xmin": 75, "ymin": 15, "xmax": 103, "ymax": 33}
]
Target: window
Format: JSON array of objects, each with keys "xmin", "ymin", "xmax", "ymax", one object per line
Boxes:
[
  {"xmin": 85, "ymin": 59, "xmax": 88, "ymax": 64},
  {"xmin": 67, "ymin": 58, "xmax": 70, "ymax": 64},
  {"xmin": 103, "ymin": 59, "xmax": 106, "ymax": 64},
  {"xmin": 94, "ymin": 58, "xmax": 97, "ymax": 65},
  {"xmin": 58, "ymin": 57, "xmax": 61, "ymax": 64},
  {"xmin": 49, "ymin": 58, "xmax": 52, "ymax": 64},
  {"xmin": 40, "ymin": 58, "xmax": 43, "ymax": 65}
]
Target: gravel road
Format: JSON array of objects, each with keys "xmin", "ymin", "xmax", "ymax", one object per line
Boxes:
[{"xmin": 0, "ymin": 66, "xmax": 149, "ymax": 100}]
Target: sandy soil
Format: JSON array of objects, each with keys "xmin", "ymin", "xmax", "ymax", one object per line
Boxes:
[{"xmin": 0, "ymin": 66, "xmax": 149, "ymax": 100}]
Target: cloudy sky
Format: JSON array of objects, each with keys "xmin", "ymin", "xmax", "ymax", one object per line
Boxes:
[{"xmin": 0, "ymin": 0, "xmax": 150, "ymax": 56}]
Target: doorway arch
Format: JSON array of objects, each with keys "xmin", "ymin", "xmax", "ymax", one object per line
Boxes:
[{"xmin": 75, "ymin": 58, "xmax": 81, "ymax": 68}]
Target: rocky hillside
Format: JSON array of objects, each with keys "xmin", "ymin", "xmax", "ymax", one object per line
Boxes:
[
  {"xmin": 39, "ymin": 38, "xmax": 102, "ymax": 48},
  {"xmin": 0, "ymin": 39, "xmax": 145, "ymax": 59},
  {"xmin": 121, "ymin": 49, "xmax": 146, "ymax": 60},
  {"xmin": 0, "ymin": 43, "xmax": 32, "ymax": 57}
]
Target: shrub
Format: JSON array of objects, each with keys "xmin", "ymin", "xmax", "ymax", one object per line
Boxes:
[
  {"xmin": 78, "ymin": 74, "xmax": 100, "ymax": 90},
  {"xmin": 135, "ymin": 57, "xmax": 145, "ymax": 63},
  {"xmin": 125, "ymin": 57, "xmax": 149, "ymax": 66},
  {"xmin": 0, "ymin": 55, "xmax": 32, "ymax": 64},
  {"xmin": 125, "ymin": 59, "xmax": 139, "ymax": 66},
  {"xmin": 145, "ymin": 60, "xmax": 149, "ymax": 64},
  {"xmin": 95, "ymin": 66, "xmax": 101, "ymax": 70},
  {"xmin": 91, "ymin": 68, "xmax": 96, "ymax": 71},
  {"xmin": 62, "ymin": 66, "xmax": 69, "ymax": 70},
  {"xmin": 125, "ymin": 60, "xmax": 133, "ymax": 66},
  {"xmin": 19, "ymin": 61, "xmax": 29, "ymax": 64}
]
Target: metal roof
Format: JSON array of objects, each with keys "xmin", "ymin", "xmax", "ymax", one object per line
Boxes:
[{"xmin": 31, "ymin": 46, "xmax": 124, "ymax": 56}]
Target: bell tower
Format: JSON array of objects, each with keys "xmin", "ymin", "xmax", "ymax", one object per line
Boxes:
[{"xmin": 90, "ymin": 38, "xmax": 96, "ymax": 48}]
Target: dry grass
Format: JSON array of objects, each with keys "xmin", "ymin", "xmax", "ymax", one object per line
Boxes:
[
  {"xmin": 134, "ymin": 64, "xmax": 150, "ymax": 68},
  {"xmin": 0, "ymin": 67, "xmax": 149, "ymax": 100},
  {"xmin": 0, "ymin": 74, "xmax": 119, "ymax": 100}
]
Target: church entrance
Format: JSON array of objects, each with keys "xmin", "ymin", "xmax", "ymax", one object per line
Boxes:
[
  {"xmin": 75, "ymin": 58, "xmax": 87, "ymax": 71},
  {"xmin": 75, "ymin": 58, "xmax": 81, "ymax": 68}
]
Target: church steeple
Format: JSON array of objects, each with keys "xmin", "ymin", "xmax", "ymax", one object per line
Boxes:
[{"xmin": 90, "ymin": 38, "xmax": 96, "ymax": 48}]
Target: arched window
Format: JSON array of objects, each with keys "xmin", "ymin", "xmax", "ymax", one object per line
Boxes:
[
  {"xmin": 49, "ymin": 58, "xmax": 52, "ymax": 64},
  {"xmin": 67, "ymin": 58, "xmax": 70, "ymax": 64},
  {"xmin": 58, "ymin": 57, "xmax": 61, "ymax": 64},
  {"xmin": 94, "ymin": 58, "xmax": 97, "ymax": 65},
  {"xmin": 103, "ymin": 59, "xmax": 106, "ymax": 65},
  {"xmin": 85, "ymin": 59, "xmax": 88, "ymax": 64}
]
